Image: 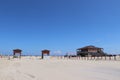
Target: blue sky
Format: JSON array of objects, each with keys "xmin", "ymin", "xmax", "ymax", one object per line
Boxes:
[{"xmin": 0, "ymin": 0, "xmax": 120, "ymax": 55}]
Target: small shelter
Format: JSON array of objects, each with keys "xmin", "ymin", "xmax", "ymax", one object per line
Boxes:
[
  {"xmin": 41, "ymin": 49, "xmax": 50, "ymax": 59},
  {"xmin": 77, "ymin": 45, "xmax": 105, "ymax": 57},
  {"xmin": 13, "ymin": 49, "xmax": 22, "ymax": 58}
]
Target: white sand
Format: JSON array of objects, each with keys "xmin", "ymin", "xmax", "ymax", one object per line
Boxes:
[{"xmin": 0, "ymin": 57, "xmax": 120, "ymax": 80}]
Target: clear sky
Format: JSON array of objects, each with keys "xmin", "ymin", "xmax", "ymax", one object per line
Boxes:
[{"xmin": 0, "ymin": 0, "xmax": 120, "ymax": 55}]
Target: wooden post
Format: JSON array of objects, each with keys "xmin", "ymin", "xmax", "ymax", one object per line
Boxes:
[
  {"xmin": 87, "ymin": 56, "xmax": 89, "ymax": 60},
  {"xmin": 105, "ymin": 56, "xmax": 106, "ymax": 60},
  {"xmin": 93, "ymin": 56, "xmax": 95, "ymax": 60},
  {"xmin": 81, "ymin": 57, "xmax": 83, "ymax": 60},
  {"xmin": 101, "ymin": 56, "xmax": 103, "ymax": 60},
  {"xmin": 113, "ymin": 55, "xmax": 116, "ymax": 60},
  {"xmin": 109, "ymin": 55, "xmax": 111, "ymax": 60},
  {"xmin": 97, "ymin": 56, "xmax": 99, "ymax": 60},
  {"xmin": 41, "ymin": 53, "xmax": 43, "ymax": 59},
  {"xmin": 84, "ymin": 57, "xmax": 86, "ymax": 60},
  {"xmin": 90, "ymin": 56, "xmax": 91, "ymax": 60}
]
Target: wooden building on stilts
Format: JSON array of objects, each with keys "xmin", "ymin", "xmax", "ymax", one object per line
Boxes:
[{"xmin": 77, "ymin": 45, "xmax": 106, "ymax": 57}]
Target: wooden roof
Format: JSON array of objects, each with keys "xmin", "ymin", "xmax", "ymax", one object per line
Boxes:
[
  {"xmin": 77, "ymin": 45, "xmax": 103, "ymax": 50},
  {"xmin": 13, "ymin": 49, "xmax": 22, "ymax": 51},
  {"xmin": 42, "ymin": 49, "xmax": 50, "ymax": 52}
]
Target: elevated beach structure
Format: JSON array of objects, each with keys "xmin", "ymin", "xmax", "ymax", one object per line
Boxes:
[
  {"xmin": 41, "ymin": 49, "xmax": 50, "ymax": 59},
  {"xmin": 13, "ymin": 49, "xmax": 22, "ymax": 58},
  {"xmin": 77, "ymin": 45, "xmax": 106, "ymax": 57}
]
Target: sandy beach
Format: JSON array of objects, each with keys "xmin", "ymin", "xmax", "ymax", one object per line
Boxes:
[{"xmin": 0, "ymin": 57, "xmax": 120, "ymax": 80}]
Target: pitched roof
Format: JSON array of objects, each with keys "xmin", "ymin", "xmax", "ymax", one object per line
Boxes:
[
  {"xmin": 77, "ymin": 45, "xmax": 103, "ymax": 50},
  {"xmin": 13, "ymin": 49, "xmax": 22, "ymax": 51}
]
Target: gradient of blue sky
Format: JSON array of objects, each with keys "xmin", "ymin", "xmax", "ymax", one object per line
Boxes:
[{"xmin": 0, "ymin": 0, "xmax": 120, "ymax": 55}]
